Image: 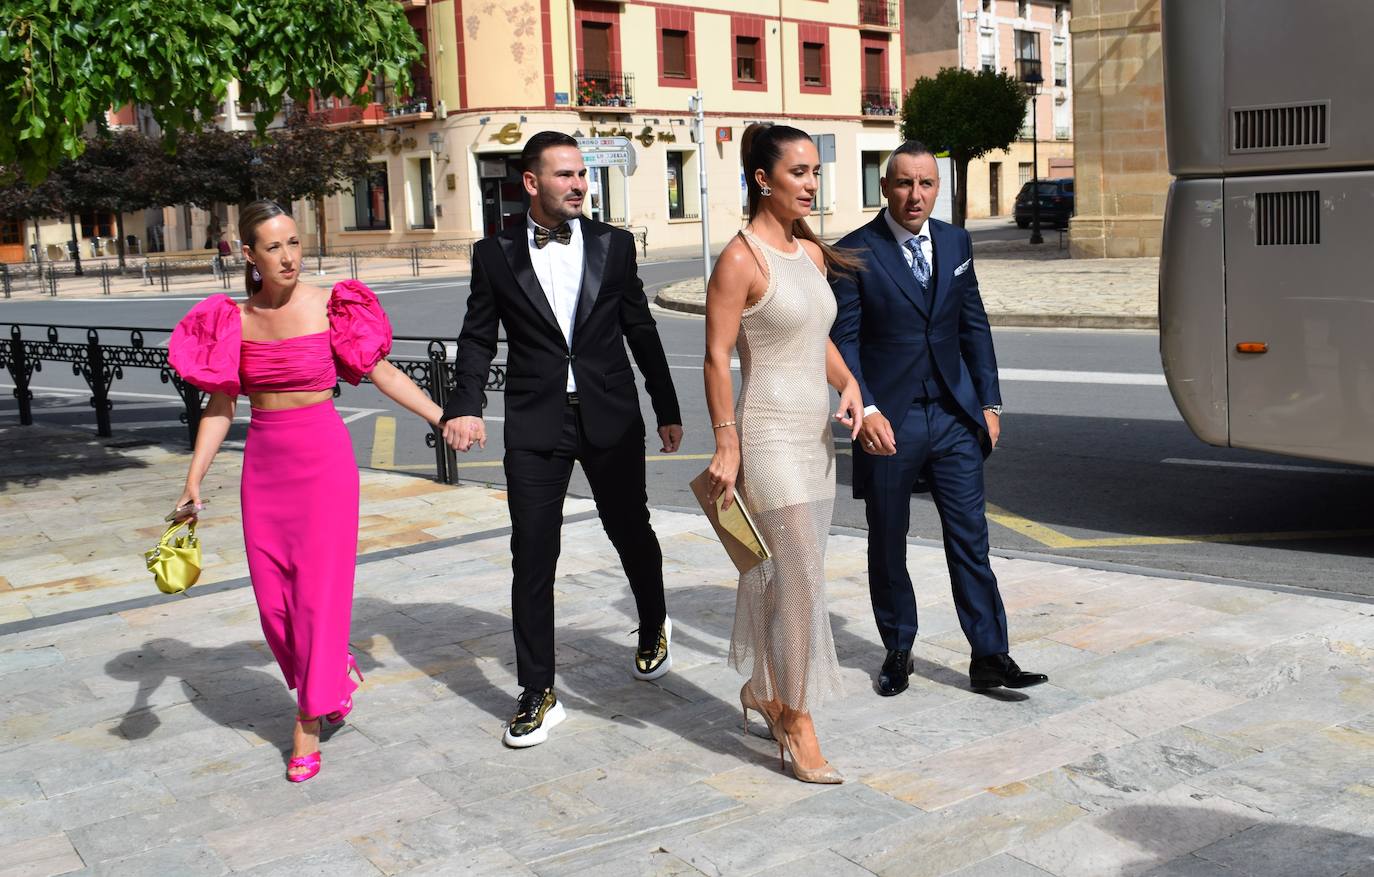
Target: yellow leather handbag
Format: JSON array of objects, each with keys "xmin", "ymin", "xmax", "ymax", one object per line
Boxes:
[{"xmin": 145, "ymin": 519, "xmax": 202, "ymax": 594}]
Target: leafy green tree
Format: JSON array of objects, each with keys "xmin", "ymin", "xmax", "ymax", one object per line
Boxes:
[
  {"xmin": 901, "ymin": 67, "xmax": 1027, "ymax": 227},
  {"xmin": 0, "ymin": 0, "xmax": 421, "ymax": 181}
]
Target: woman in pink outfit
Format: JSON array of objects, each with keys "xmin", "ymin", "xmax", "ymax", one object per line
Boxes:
[{"xmin": 169, "ymin": 200, "xmax": 443, "ymax": 782}]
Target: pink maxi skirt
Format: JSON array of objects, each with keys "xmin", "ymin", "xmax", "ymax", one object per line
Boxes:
[{"xmin": 242, "ymin": 399, "xmax": 359, "ymax": 718}]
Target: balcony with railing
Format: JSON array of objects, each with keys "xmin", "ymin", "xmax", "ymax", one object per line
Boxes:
[
  {"xmin": 575, "ymin": 71, "xmax": 636, "ymax": 111},
  {"xmin": 861, "ymin": 88, "xmax": 900, "ymax": 117},
  {"xmin": 315, "ymin": 76, "xmax": 434, "ymax": 128},
  {"xmin": 1055, "ymin": 126, "xmax": 1071, "ymax": 140},
  {"xmin": 858, "ymin": 0, "xmax": 898, "ymax": 29}
]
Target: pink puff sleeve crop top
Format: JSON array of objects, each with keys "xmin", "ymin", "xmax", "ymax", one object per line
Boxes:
[{"xmin": 168, "ymin": 280, "xmax": 393, "ymax": 396}]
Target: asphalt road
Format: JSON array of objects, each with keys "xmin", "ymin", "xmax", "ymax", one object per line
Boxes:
[{"xmin": 3, "ymin": 259, "xmax": 1371, "ymax": 598}]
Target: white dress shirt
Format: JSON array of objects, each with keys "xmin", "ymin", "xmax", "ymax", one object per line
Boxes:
[
  {"xmin": 526, "ymin": 214, "xmax": 585, "ymax": 391},
  {"xmin": 865, "ymin": 210, "xmax": 936, "ymax": 417}
]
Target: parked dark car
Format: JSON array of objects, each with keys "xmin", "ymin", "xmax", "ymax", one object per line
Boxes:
[{"xmin": 1014, "ymin": 178, "xmax": 1074, "ymax": 229}]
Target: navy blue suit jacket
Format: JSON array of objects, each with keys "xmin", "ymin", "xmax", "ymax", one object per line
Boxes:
[{"xmin": 830, "ymin": 211, "xmax": 1001, "ymax": 496}]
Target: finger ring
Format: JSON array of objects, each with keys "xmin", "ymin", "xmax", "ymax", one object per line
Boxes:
[{"xmin": 865, "ymin": 441, "xmax": 875, "ymax": 447}]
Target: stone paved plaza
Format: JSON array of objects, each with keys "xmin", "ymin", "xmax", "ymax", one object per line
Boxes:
[{"xmin": 1, "ymin": 426, "xmax": 1372, "ymax": 876}]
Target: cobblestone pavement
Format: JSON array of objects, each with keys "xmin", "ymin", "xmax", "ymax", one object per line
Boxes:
[
  {"xmin": 656, "ymin": 242, "xmax": 1160, "ymax": 329},
  {"xmin": 2, "ymin": 425, "xmax": 1372, "ymax": 876}
]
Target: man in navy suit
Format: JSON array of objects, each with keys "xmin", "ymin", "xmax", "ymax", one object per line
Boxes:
[{"xmin": 830, "ymin": 141, "xmax": 1047, "ymax": 696}]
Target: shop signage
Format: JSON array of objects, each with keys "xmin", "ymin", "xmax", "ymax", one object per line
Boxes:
[{"xmin": 491, "ymin": 123, "xmax": 522, "ymax": 145}]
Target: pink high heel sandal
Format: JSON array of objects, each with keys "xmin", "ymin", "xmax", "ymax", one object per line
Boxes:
[
  {"xmin": 326, "ymin": 654, "xmax": 365, "ymax": 725},
  {"xmin": 286, "ymin": 751, "xmax": 321, "ymax": 783},
  {"xmin": 287, "ymin": 715, "xmax": 322, "ymax": 782}
]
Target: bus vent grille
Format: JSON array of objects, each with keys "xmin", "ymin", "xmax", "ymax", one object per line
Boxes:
[
  {"xmin": 1232, "ymin": 102, "xmax": 1329, "ymax": 152},
  {"xmin": 1255, "ymin": 191, "xmax": 1320, "ymax": 246}
]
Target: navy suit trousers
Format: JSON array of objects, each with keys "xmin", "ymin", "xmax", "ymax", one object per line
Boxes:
[{"xmin": 864, "ymin": 396, "xmax": 1009, "ymax": 658}]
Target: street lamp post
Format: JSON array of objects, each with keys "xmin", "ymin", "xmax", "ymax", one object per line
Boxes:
[{"xmin": 1020, "ymin": 65, "xmax": 1045, "ymax": 245}]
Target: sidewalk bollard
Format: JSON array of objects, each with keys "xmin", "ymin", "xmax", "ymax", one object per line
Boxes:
[
  {"xmin": 316, "ymin": 246, "xmax": 324, "ymax": 276},
  {"xmin": 160, "ymin": 260, "xmax": 169, "ymax": 293},
  {"xmin": 142, "ymin": 261, "xmax": 152, "ymax": 286},
  {"xmin": 349, "ymin": 250, "xmax": 358, "ymax": 279},
  {"xmin": 412, "ymin": 246, "xmax": 420, "ymax": 277},
  {"xmin": 47, "ymin": 263, "xmax": 57, "ymax": 296},
  {"xmin": 1, "ymin": 263, "xmax": 10, "ymax": 299},
  {"xmin": 101, "ymin": 262, "xmax": 111, "ymax": 295}
]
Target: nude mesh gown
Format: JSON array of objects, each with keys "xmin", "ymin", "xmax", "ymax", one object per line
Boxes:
[{"xmin": 729, "ymin": 230, "xmax": 844, "ymax": 711}]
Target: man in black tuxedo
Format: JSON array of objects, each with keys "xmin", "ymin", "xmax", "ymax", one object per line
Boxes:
[
  {"xmin": 442, "ymin": 131, "xmax": 683, "ymax": 747},
  {"xmin": 830, "ymin": 141, "xmax": 1047, "ymax": 697}
]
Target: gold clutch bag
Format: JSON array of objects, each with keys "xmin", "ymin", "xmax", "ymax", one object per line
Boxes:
[
  {"xmin": 145, "ymin": 519, "xmax": 202, "ymax": 595},
  {"xmin": 689, "ymin": 469, "xmax": 771, "ymax": 573}
]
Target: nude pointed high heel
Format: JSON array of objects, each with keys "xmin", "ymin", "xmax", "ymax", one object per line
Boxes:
[
  {"xmin": 776, "ymin": 714, "xmax": 844, "ymax": 785},
  {"xmin": 740, "ymin": 683, "xmax": 780, "ymax": 741}
]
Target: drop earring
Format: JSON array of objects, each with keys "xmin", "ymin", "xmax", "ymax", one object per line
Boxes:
[
  {"xmin": 760, "ymin": 184, "xmax": 772, "ymax": 197},
  {"xmin": 251, "ymin": 265, "xmax": 261, "ymax": 283}
]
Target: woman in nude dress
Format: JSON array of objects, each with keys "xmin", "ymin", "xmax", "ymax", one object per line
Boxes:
[{"xmin": 703, "ymin": 124, "xmax": 864, "ymax": 783}]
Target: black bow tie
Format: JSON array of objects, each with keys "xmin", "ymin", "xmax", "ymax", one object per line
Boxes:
[{"xmin": 533, "ymin": 223, "xmax": 573, "ymax": 248}]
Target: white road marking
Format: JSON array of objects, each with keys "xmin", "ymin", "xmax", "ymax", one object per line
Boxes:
[
  {"xmin": 661, "ymin": 363, "xmax": 1165, "ymax": 385},
  {"xmin": 999, "ymin": 368, "xmax": 1164, "ymax": 385},
  {"xmin": 1162, "ymin": 458, "xmax": 1374, "ymax": 477}
]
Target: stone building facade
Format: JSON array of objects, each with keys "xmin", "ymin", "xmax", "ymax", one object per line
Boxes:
[{"xmin": 1068, "ymin": 0, "xmax": 1167, "ymax": 258}]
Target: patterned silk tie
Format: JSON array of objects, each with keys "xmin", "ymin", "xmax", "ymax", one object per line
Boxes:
[
  {"xmin": 533, "ymin": 223, "xmax": 573, "ymax": 248},
  {"xmin": 904, "ymin": 236, "xmax": 931, "ymax": 291}
]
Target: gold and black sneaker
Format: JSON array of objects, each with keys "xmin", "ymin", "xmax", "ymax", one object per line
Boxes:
[
  {"xmin": 502, "ymin": 686, "xmax": 566, "ymax": 748},
  {"xmin": 632, "ymin": 616, "xmax": 673, "ymax": 681}
]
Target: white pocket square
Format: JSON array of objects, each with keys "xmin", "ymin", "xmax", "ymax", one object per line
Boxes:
[{"xmin": 954, "ymin": 259, "xmax": 972, "ymax": 276}]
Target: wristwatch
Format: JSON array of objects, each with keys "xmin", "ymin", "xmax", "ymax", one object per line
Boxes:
[{"xmin": 983, "ymin": 405, "xmax": 1003, "ymax": 415}]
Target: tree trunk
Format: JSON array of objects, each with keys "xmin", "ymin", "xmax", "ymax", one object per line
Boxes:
[
  {"xmin": 315, "ymin": 196, "xmax": 327, "ymax": 257},
  {"xmin": 953, "ymin": 155, "xmax": 970, "ymax": 228},
  {"xmin": 115, "ymin": 211, "xmax": 127, "ymax": 269},
  {"xmin": 68, "ymin": 213, "xmax": 84, "ymax": 276}
]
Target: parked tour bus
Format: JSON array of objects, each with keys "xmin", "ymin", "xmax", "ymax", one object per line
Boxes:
[{"xmin": 1159, "ymin": 0, "xmax": 1374, "ymax": 467}]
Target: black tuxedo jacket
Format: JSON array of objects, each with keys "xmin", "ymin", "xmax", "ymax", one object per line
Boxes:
[{"xmin": 444, "ymin": 216, "xmax": 681, "ymax": 452}]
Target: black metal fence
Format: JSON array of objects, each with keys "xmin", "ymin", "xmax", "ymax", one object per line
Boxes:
[
  {"xmin": 0, "ymin": 254, "xmax": 244, "ymax": 297},
  {"xmin": 0, "ymin": 322, "xmax": 506, "ymax": 485}
]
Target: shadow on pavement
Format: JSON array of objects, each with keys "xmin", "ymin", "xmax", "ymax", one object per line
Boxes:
[
  {"xmin": 1098, "ymin": 804, "xmax": 1374, "ymax": 876},
  {"xmin": 0, "ymin": 408, "xmax": 154, "ymax": 489},
  {"xmin": 103, "ymin": 637, "xmax": 295, "ymax": 750}
]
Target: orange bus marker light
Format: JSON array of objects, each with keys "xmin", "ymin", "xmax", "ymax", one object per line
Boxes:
[{"xmin": 1236, "ymin": 342, "xmax": 1269, "ymax": 354}]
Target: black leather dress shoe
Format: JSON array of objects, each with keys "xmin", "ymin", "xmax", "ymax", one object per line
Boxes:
[
  {"xmin": 878, "ymin": 649, "xmax": 913, "ymax": 696},
  {"xmin": 969, "ymin": 653, "xmax": 1049, "ymax": 690}
]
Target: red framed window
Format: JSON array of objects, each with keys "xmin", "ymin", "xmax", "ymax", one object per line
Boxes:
[
  {"xmin": 798, "ymin": 24, "xmax": 830, "ymax": 94},
  {"xmin": 575, "ymin": 1, "xmax": 623, "ymax": 77},
  {"xmin": 861, "ymin": 36, "xmax": 888, "ymax": 93},
  {"xmin": 656, "ymin": 7, "xmax": 696, "ymax": 88},
  {"xmin": 731, "ymin": 15, "xmax": 767, "ymax": 92}
]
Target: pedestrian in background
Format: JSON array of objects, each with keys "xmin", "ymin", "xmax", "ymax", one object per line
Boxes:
[{"xmin": 167, "ymin": 199, "xmax": 444, "ymax": 782}]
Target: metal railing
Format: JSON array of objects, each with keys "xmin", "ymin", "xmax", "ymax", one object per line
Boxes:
[
  {"xmin": 858, "ymin": 0, "xmax": 898, "ymax": 28},
  {"xmin": 861, "ymin": 89, "xmax": 901, "ymax": 117},
  {"xmin": 575, "ymin": 70, "xmax": 636, "ymax": 108},
  {"xmin": 0, "ymin": 322, "xmax": 507, "ymax": 485},
  {"xmin": 0, "ymin": 241, "xmax": 483, "ymax": 298}
]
